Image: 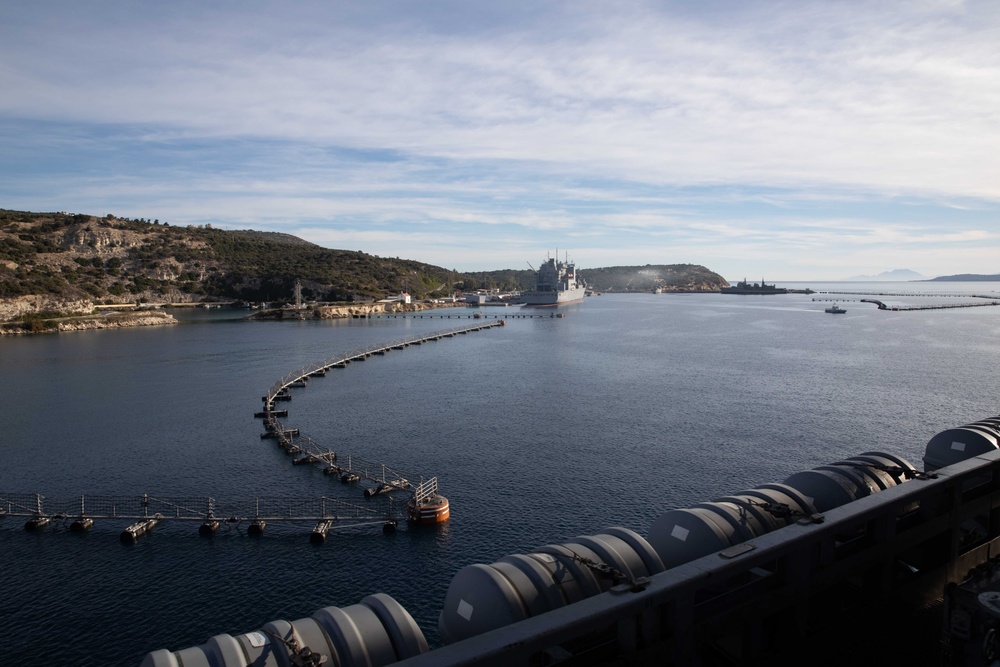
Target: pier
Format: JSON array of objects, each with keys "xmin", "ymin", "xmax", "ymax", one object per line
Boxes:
[
  {"xmin": 810, "ymin": 290, "xmax": 1000, "ymax": 312},
  {"xmin": 817, "ymin": 290, "xmax": 1000, "ymax": 299},
  {"xmin": 859, "ymin": 298, "xmax": 1000, "ymax": 311},
  {"xmin": 812, "ymin": 294, "xmax": 1000, "ymax": 311}
]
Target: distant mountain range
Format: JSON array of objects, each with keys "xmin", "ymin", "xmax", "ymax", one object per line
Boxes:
[{"xmin": 845, "ymin": 269, "xmax": 927, "ymax": 281}]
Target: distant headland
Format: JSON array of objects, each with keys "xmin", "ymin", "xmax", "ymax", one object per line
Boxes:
[{"xmin": 926, "ymin": 273, "xmax": 1000, "ymax": 282}]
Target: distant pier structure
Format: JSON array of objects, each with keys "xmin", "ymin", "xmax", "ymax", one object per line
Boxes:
[{"xmin": 812, "ymin": 290, "xmax": 1000, "ymax": 311}]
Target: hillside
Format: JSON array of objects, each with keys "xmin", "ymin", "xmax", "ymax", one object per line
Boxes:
[
  {"xmin": 0, "ymin": 208, "xmax": 728, "ymax": 322},
  {"xmin": 582, "ymin": 264, "xmax": 727, "ymax": 292},
  {"xmin": 0, "ymin": 209, "xmax": 466, "ymax": 318}
]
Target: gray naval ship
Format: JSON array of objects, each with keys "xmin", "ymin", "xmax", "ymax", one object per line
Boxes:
[
  {"xmin": 521, "ymin": 254, "xmax": 587, "ymax": 306},
  {"xmin": 719, "ymin": 277, "xmax": 788, "ymax": 294}
]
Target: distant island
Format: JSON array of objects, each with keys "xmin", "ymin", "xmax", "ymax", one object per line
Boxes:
[
  {"xmin": 843, "ymin": 268, "xmax": 1000, "ymax": 282},
  {"xmin": 0, "ymin": 209, "xmax": 728, "ymax": 330},
  {"xmin": 846, "ymin": 269, "xmax": 928, "ymax": 281}
]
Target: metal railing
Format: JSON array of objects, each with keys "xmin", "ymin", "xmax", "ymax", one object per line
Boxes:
[{"xmin": 0, "ymin": 492, "xmax": 400, "ymax": 524}]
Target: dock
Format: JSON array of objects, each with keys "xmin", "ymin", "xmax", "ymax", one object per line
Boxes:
[
  {"xmin": 860, "ymin": 298, "xmax": 1000, "ymax": 311},
  {"xmin": 810, "ymin": 290, "xmax": 1000, "ymax": 312},
  {"xmin": 811, "ymin": 295, "xmax": 1000, "ymax": 311}
]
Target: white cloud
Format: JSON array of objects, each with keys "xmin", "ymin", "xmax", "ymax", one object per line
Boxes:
[{"xmin": 0, "ymin": 0, "xmax": 998, "ymax": 279}]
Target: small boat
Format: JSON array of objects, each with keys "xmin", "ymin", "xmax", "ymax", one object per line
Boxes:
[{"xmin": 825, "ymin": 304, "xmax": 846, "ymax": 314}]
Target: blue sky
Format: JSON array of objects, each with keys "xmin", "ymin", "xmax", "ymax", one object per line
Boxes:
[{"xmin": 1, "ymin": 1, "xmax": 998, "ymax": 279}]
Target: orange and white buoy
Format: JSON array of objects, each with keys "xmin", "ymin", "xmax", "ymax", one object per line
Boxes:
[{"xmin": 407, "ymin": 493, "xmax": 450, "ymax": 524}]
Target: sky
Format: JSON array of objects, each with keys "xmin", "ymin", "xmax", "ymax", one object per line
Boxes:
[{"xmin": 1, "ymin": 1, "xmax": 998, "ymax": 279}]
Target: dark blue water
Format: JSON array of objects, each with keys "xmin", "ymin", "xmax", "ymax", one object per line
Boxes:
[{"xmin": 3, "ymin": 285, "xmax": 1000, "ymax": 666}]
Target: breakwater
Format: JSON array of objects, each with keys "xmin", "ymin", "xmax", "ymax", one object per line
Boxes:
[{"xmin": 859, "ymin": 298, "xmax": 1000, "ymax": 311}]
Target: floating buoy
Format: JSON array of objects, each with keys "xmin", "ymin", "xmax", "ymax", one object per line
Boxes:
[
  {"xmin": 24, "ymin": 516, "xmax": 50, "ymax": 531},
  {"xmin": 69, "ymin": 517, "xmax": 94, "ymax": 532},
  {"xmin": 199, "ymin": 520, "xmax": 220, "ymax": 537},
  {"xmin": 407, "ymin": 494, "xmax": 450, "ymax": 525},
  {"xmin": 248, "ymin": 520, "xmax": 266, "ymax": 536},
  {"xmin": 120, "ymin": 518, "xmax": 158, "ymax": 544},
  {"xmin": 310, "ymin": 520, "xmax": 333, "ymax": 544}
]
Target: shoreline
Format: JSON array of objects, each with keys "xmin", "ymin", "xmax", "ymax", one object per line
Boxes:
[
  {"xmin": 247, "ymin": 301, "xmax": 466, "ymax": 320},
  {"xmin": 0, "ymin": 310, "xmax": 178, "ymax": 336}
]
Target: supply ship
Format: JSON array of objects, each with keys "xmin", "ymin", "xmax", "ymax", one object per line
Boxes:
[{"xmin": 521, "ymin": 254, "xmax": 586, "ymax": 306}]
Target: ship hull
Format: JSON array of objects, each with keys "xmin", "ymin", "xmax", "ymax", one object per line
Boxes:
[{"xmin": 521, "ymin": 286, "xmax": 587, "ymax": 306}]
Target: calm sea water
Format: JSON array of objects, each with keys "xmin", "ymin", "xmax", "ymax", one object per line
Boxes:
[{"xmin": 3, "ymin": 283, "xmax": 1000, "ymax": 666}]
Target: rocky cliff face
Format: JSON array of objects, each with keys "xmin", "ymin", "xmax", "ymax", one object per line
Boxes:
[
  {"xmin": 0, "ymin": 295, "xmax": 95, "ymax": 322},
  {"xmin": 1, "ymin": 310, "xmax": 177, "ymax": 335}
]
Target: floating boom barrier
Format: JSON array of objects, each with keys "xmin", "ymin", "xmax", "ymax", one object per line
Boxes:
[
  {"xmin": 262, "ymin": 321, "xmax": 505, "ymax": 408},
  {"xmin": 254, "ymin": 324, "xmax": 504, "ymax": 520},
  {"xmin": 0, "ymin": 493, "xmax": 402, "ymax": 541}
]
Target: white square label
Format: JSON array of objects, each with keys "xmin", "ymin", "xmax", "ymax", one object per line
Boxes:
[
  {"xmin": 671, "ymin": 525, "xmax": 690, "ymax": 542},
  {"xmin": 457, "ymin": 599, "xmax": 474, "ymax": 621}
]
